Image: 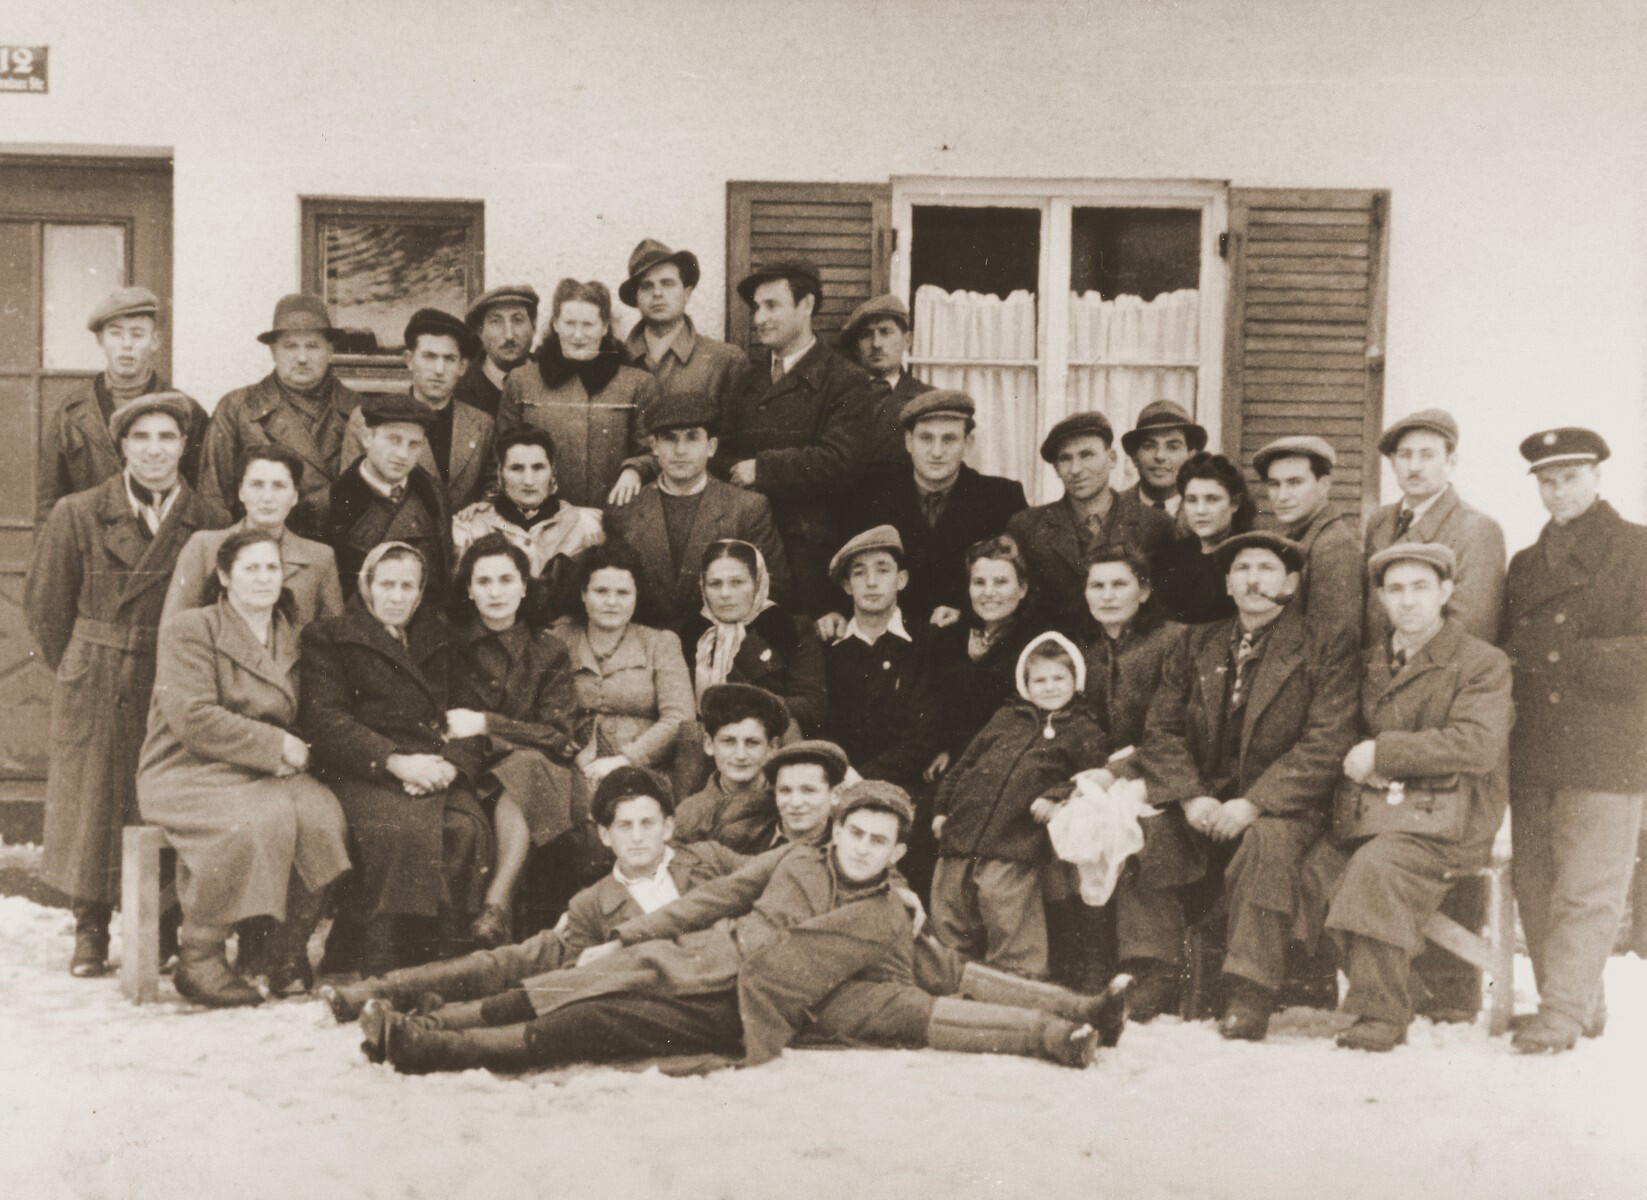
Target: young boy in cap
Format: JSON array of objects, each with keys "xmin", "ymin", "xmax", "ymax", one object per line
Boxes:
[
  {"xmin": 764, "ymin": 739, "xmax": 851, "ymax": 849},
  {"xmin": 931, "ymin": 631, "xmax": 1108, "ymax": 978},
  {"xmin": 457, "ymin": 285, "xmax": 540, "ymax": 419},
  {"xmin": 673, "ymin": 683, "xmax": 791, "ymax": 852}
]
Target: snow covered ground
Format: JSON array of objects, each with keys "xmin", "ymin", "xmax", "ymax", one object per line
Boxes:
[{"xmin": 3, "ymin": 875, "xmax": 1645, "ymax": 1200}]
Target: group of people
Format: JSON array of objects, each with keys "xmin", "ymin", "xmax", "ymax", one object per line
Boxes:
[{"xmin": 25, "ymin": 235, "xmax": 1645, "ymax": 1075}]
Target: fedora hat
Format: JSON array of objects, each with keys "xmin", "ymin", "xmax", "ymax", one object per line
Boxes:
[
  {"xmin": 257, "ymin": 293, "xmax": 343, "ymax": 346},
  {"xmin": 619, "ymin": 239, "xmax": 701, "ymax": 308}
]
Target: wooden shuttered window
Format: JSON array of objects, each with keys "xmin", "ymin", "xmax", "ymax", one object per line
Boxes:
[
  {"xmin": 724, "ymin": 182, "xmax": 892, "ymax": 351},
  {"xmin": 1221, "ymin": 188, "xmax": 1391, "ymax": 522}
]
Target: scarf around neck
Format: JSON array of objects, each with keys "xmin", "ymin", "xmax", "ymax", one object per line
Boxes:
[
  {"xmin": 535, "ymin": 331, "xmax": 623, "ymax": 396},
  {"xmin": 693, "ymin": 543, "xmax": 776, "ymax": 702}
]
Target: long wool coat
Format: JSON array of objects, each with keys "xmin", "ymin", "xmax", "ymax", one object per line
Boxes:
[
  {"xmin": 161, "ymin": 521, "xmax": 345, "ymax": 628},
  {"xmin": 136, "ymin": 600, "xmax": 350, "ymax": 926},
  {"xmin": 26, "ymin": 475, "xmax": 216, "ymax": 904}
]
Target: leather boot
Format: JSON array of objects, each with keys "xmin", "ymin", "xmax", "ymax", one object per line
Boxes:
[
  {"xmin": 174, "ymin": 930, "xmax": 264, "ymax": 1008},
  {"xmin": 957, "ymin": 962, "xmax": 1132, "ymax": 1047},
  {"xmin": 1336, "ymin": 1017, "xmax": 1408, "ymax": 1053},
  {"xmin": 1122, "ymin": 958, "xmax": 1183, "ymax": 1023},
  {"xmin": 1511, "ymin": 1008, "xmax": 1583, "ymax": 1055},
  {"xmin": 267, "ymin": 881, "xmax": 329, "ymax": 997},
  {"xmin": 925, "ymin": 997, "xmax": 1099, "ymax": 1069},
  {"xmin": 1218, "ymin": 976, "xmax": 1274, "ymax": 1041},
  {"xmin": 69, "ymin": 902, "xmax": 112, "ymax": 978},
  {"xmin": 234, "ymin": 918, "xmax": 278, "ymax": 980},
  {"xmin": 319, "ymin": 948, "xmax": 513, "ymax": 1023},
  {"xmin": 377, "ymin": 1009, "xmax": 534, "ymax": 1075}
]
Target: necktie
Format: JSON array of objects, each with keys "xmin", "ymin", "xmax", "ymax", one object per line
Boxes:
[
  {"xmin": 921, "ymin": 490, "xmax": 946, "ymax": 529},
  {"xmin": 1391, "ymin": 646, "xmax": 1407, "ymax": 671},
  {"xmin": 389, "ymin": 484, "xmax": 406, "ymax": 506},
  {"xmin": 771, "ymin": 356, "xmax": 784, "ymax": 385},
  {"xmin": 1229, "ymin": 630, "xmax": 1258, "ymax": 708},
  {"xmin": 1393, "ymin": 507, "xmax": 1414, "ymax": 538}
]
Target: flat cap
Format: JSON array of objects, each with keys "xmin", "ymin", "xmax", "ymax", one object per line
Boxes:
[
  {"xmin": 1213, "ymin": 530, "xmax": 1305, "ymax": 575},
  {"xmin": 1120, "ymin": 399, "xmax": 1208, "ymax": 456},
  {"xmin": 404, "ymin": 307, "xmax": 481, "ymax": 358},
  {"xmin": 699, "ymin": 682, "xmax": 791, "ymax": 738},
  {"xmin": 465, "ymin": 284, "xmax": 540, "ymax": 328},
  {"xmin": 1377, "ymin": 408, "xmax": 1460, "ymax": 457},
  {"xmin": 762, "ymin": 739, "xmax": 850, "ymax": 786},
  {"xmin": 1253, "ymin": 434, "xmax": 1337, "ymax": 479},
  {"xmin": 257, "ymin": 293, "xmax": 343, "ymax": 345},
  {"xmin": 837, "ymin": 293, "xmax": 911, "ymax": 347},
  {"xmin": 1520, "ymin": 427, "xmax": 1610, "ymax": 473},
  {"xmin": 110, "ymin": 391, "xmax": 193, "ymax": 443},
  {"xmin": 87, "ymin": 286, "xmax": 160, "ymax": 333},
  {"xmin": 642, "ymin": 390, "xmax": 720, "ymax": 437},
  {"xmin": 360, "ymin": 392, "xmax": 439, "ymax": 429},
  {"xmin": 900, "ymin": 389, "xmax": 975, "ymax": 428},
  {"xmin": 834, "ymin": 779, "xmax": 916, "ymax": 835},
  {"xmin": 1039, "ymin": 411, "xmax": 1115, "ymax": 462},
  {"xmin": 619, "ymin": 240, "xmax": 701, "ymax": 308},
  {"xmin": 592, "ymin": 765, "xmax": 675, "ymax": 823},
  {"xmin": 736, "ymin": 258, "xmax": 822, "ymax": 307},
  {"xmin": 829, "ymin": 524, "xmax": 905, "ymax": 584},
  {"xmin": 1368, "ymin": 541, "xmax": 1457, "ymax": 585}
]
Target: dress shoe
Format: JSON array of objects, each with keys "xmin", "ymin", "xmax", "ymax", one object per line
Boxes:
[
  {"xmin": 69, "ymin": 904, "xmax": 111, "ymax": 978},
  {"xmin": 1512, "ymin": 1009, "xmax": 1584, "ymax": 1054},
  {"xmin": 1336, "ymin": 1017, "xmax": 1407, "ymax": 1053},
  {"xmin": 174, "ymin": 938, "xmax": 264, "ymax": 1008},
  {"xmin": 1218, "ymin": 977, "xmax": 1274, "ymax": 1042}
]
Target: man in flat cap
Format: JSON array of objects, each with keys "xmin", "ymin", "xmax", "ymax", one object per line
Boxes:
[
  {"xmin": 27, "ymin": 393, "xmax": 218, "ymax": 976},
  {"xmin": 38, "ymin": 287, "xmax": 211, "ymax": 524},
  {"xmin": 200, "ymin": 294, "xmax": 361, "ymax": 538},
  {"xmin": 604, "ymin": 392, "xmax": 791, "ymax": 634},
  {"xmin": 1120, "ymin": 399, "xmax": 1206, "ymax": 517},
  {"xmin": 717, "ymin": 259, "xmax": 875, "ymax": 616},
  {"xmin": 1126, "ymin": 531, "xmax": 1358, "ymax": 1038},
  {"xmin": 343, "ymin": 308, "xmax": 496, "ymax": 515},
  {"xmin": 1364, "ymin": 409, "xmax": 1505, "ymax": 647},
  {"xmin": 837, "ymin": 293, "xmax": 932, "ymax": 481},
  {"xmin": 455, "ymin": 285, "xmax": 539, "ymax": 420},
  {"xmin": 1254, "ymin": 434, "xmax": 1363, "ymax": 642},
  {"xmin": 325, "ymin": 393, "xmax": 450, "ymax": 603},
  {"xmin": 1006, "ymin": 411, "xmax": 1176, "ymax": 631},
  {"xmin": 1301, "ymin": 542, "xmax": 1512, "ymax": 1053},
  {"xmin": 1503, "ymin": 427, "xmax": 1647, "ymax": 1053}
]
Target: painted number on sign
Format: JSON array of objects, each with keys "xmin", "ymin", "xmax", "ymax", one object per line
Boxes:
[{"xmin": 0, "ymin": 46, "xmax": 49, "ymax": 93}]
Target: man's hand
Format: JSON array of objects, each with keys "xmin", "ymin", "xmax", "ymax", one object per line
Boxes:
[
  {"xmin": 893, "ymin": 886, "xmax": 926, "ymax": 934},
  {"xmin": 730, "ymin": 460, "xmax": 757, "ymax": 488},
  {"xmin": 1208, "ymin": 798, "xmax": 1260, "ymax": 842},
  {"xmin": 279, "ymin": 733, "xmax": 309, "ymax": 775},
  {"xmin": 581, "ymin": 754, "xmax": 630, "ymax": 782},
  {"xmin": 815, "ymin": 612, "xmax": 849, "ymax": 641},
  {"xmin": 1182, "ymin": 795, "xmax": 1222, "ymax": 837},
  {"xmin": 929, "ymin": 606, "xmax": 962, "ymax": 629},
  {"xmin": 1342, "ymin": 739, "xmax": 1377, "ymax": 784},
  {"xmin": 923, "ymin": 752, "xmax": 952, "ymax": 784},
  {"xmin": 577, "ymin": 940, "xmax": 621, "ymax": 968},
  {"xmin": 1029, "ymin": 797, "xmax": 1061, "ymax": 825},
  {"xmin": 607, "ymin": 468, "xmax": 643, "ymax": 506},
  {"xmin": 445, "ymin": 708, "xmax": 487, "ymax": 739},
  {"xmin": 930, "ymin": 814, "xmax": 948, "ymax": 840}
]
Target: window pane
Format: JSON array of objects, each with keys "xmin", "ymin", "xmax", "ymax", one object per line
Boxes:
[
  {"xmin": 322, "ymin": 220, "xmax": 471, "ymax": 355},
  {"xmin": 42, "ymin": 223, "xmax": 126, "ymax": 371},
  {"xmin": 1070, "ymin": 207, "xmax": 1200, "ymax": 300}
]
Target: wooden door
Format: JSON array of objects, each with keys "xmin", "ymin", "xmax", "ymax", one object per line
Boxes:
[{"xmin": 0, "ymin": 152, "xmax": 173, "ymax": 780}]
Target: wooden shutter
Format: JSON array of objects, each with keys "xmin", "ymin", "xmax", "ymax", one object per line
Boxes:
[
  {"xmin": 1221, "ymin": 188, "xmax": 1390, "ymax": 522},
  {"xmin": 725, "ymin": 181, "xmax": 892, "ymax": 351}
]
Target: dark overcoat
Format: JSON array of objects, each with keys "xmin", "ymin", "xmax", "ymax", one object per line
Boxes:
[
  {"xmin": 342, "ymin": 395, "xmax": 497, "ymax": 516},
  {"xmin": 824, "ymin": 626, "xmax": 937, "ymax": 791},
  {"xmin": 680, "ymin": 607, "xmax": 828, "ymax": 737},
  {"xmin": 25, "ymin": 475, "xmax": 216, "ymax": 903},
  {"xmin": 673, "ymin": 777, "xmax": 779, "ymax": 854},
  {"xmin": 1006, "ymin": 490, "xmax": 1177, "ymax": 632},
  {"xmin": 1079, "ymin": 607, "xmax": 1185, "ymax": 753},
  {"xmin": 922, "ymin": 614, "xmax": 1047, "ymax": 760},
  {"xmin": 161, "ymin": 521, "xmax": 344, "ymax": 629},
  {"xmin": 454, "ymin": 356, "xmax": 503, "ymax": 420},
  {"xmin": 324, "ymin": 461, "xmax": 451, "ymax": 604},
  {"xmin": 1152, "ymin": 535, "xmax": 1236, "ymax": 626},
  {"xmin": 1504, "ymin": 499, "xmax": 1647, "ymax": 793},
  {"xmin": 1363, "ymin": 485, "xmax": 1506, "ymax": 646},
  {"xmin": 1283, "ymin": 502, "xmax": 1364, "ymax": 645},
  {"xmin": 860, "ymin": 369, "xmax": 933, "ymax": 475}
]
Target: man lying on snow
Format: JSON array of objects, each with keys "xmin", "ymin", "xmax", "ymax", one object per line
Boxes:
[{"xmin": 350, "ymin": 768, "xmax": 1131, "ymax": 1074}]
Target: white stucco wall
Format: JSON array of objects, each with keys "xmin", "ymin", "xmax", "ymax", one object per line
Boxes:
[{"xmin": 5, "ymin": 0, "xmax": 1644, "ymax": 545}]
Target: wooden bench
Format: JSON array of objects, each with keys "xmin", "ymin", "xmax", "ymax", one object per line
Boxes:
[{"xmin": 120, "ymin": 825, "xmax": 178, "ymax": 1004}]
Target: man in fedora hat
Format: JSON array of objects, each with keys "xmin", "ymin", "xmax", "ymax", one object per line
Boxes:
[
  {"xmin": 342, "ymin": 308, "xmax": 495, "ymax": 515},
  {"xmin": 1119, "ymin": 399, "xmax": 1206, "ymax": 517},
  {"xmin": 718, "ymin": 259, "xmax": 875, "ymax": 615},
  {"xmin": 37, "ymin": 286, "xmax": 211, "ymax": 524},
  {"xmin": 1504, "ymin": 427, "xmax": 1647, "ymax": 1053},
  {"xmin": 200, "ymin": 293, "xmax": 362, "ymax": 539},
  {"xmin": 27, "ymin": 392, "xmax": 218, "ymax": 976},
  {"xmin": 455, "ymin": 285, "xmax": 540, "ymax": 420},
  {"xmin": 1253, "ymin": 434, "xmax": 1363, "ymax": 643},
  {"xmin": 837, "ymin": 293, "xmax": 932, "ymax": 481}
]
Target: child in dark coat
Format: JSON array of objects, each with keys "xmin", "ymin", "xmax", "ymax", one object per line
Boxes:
[{"xmin": 930, "ymin": 631, "xmax": 1108, "ymax": 978}]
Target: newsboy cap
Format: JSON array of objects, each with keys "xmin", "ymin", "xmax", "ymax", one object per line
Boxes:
[
  {"xmin": 465, "ymin": 284, "xmax": 540, "ymax": 329},
  {"xmin": 110, "ymin": 391, "xmax": 192, "ymax": 444},
  {"xmin": 837, "ymin": 293, "xmax": 911, "ymax": 347},
  {"xmin": 829, "ymin": 524, "xmax": 905, "ymax": 584},
  {"xmin": 404, "ymin": 307, "xmax": 481, "ymax": 358},
  {"xmin": 762, "ymin": 739, "xmax": 850, "ymax": 786},
  {"xmin": 1519, "ymin": 427, "xmax": 1610, "ymax": 473},
  {"xmin": 900, "ymin": 389, "xmax": 975, "ymax": 428},
  {"xmin": 1368, "ymin": 541, "xmax": 1457, "ymax": 585},
  {"xmin": 642, "ymin": 391, "xmax": 720, "ymax": 437},
  {"xmin": 1039, "ymin": 411, "xmax": 1115, "ymax": 462},
  {"xmin": 1120, "ymin": 399, "xmax": 1208, "ymax": 457},
  {"xmin": 1213, "ymin": 530, "xmax": 1305, "ymax": 575},
  {"xmin": 1253, "ymin": 434, "xmax": 1337, "ymax": 479},
  {"xmin": 698, "ymin": 682, "xmax": 791, "ymax": 740},
  {"xmin": 592, "ymin": 765, "xmax": 675, "ymax": 824},
  {"xmin": 360, "ymin": 393, "xmax": 438, "ymax": 429},
  {"xmin": 87, "ymin": 286, "xmax": 160, "ymax": 333},
  {"xmin": 1377, "ymin": 409, "xmax": 1460, "ymax": 457},
  {"xmin": 736, "ymin": 258, "xmax": 823, "ymax": 307},
  {"xmin": 834, "ymin": 779, "xmax": 916, "ymax": 836},
  {"xmin": 257, "ymin": 293, "xmax": 343, "ymax": 345},
  {"xmin": 619, "ymin": 239, "xmax": 701, "ymax": 309}
]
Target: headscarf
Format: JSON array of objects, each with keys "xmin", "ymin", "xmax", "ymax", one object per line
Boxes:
[
  {"xmin": 358, "ymin": 540, "xmax": 428, "ymax": 632},
  {"xmin": 1015, "ymin": 630, "xmax": 1087, "ymax": 739},
  {"xmin": 694, "ymin": 541, "xmax": 775, "ymax": 702}
]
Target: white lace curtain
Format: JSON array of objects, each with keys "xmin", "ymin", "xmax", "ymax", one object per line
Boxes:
[{"xmin": 912, "ymin": 286, "xmax": 1038, "ymax": 482}]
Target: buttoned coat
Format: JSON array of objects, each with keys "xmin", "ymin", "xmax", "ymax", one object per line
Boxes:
[
  {"xmin": 453, "ymin": 356, "xmax": 503, "ymax": 420},
  {"xmin": 1504, "ymin": 499, "xmax": 1647, "ymax": 793},
  {"xmin": 324, "ymin": 461, "xmax": 451, "ymax": 604},
  {"xmin": 25, "ymin": 475, "xmax": 216, "ymax": 903},
  {"xmin": 1284, "ymin": 502, "xmax": 1364, "ymax": 645},
  {"xmin": 679, "ymin": 607, "xmax": 828, "ymax": 736},
  {"xmin": 845, "ymin": 465, "xmax": 1028, "ymax": 627},
  {"xmin": 199, "ymin": 372, "xmax": 361, "ymax": 539},
  {"xmin": 342, "ymin": 395, "xmax": 496, "ymax": 516},
  {"xmin": 604, "ymin": 478, "xmax": 793, "ymax": 633},
  {"xmin": 622, "ymin": 318, "xmax": 752, "ymax": 428},
  {"xmin": 1079, "ymin": 607, "xmax": 1186, "ymax": 754},
  {"xmin": 552, "ymin": 618, "xmax": 695, "ymax": 770},
  {"xmin": 136, "ymin": 599, "xmax": 349, "ymax": 926},
  {"xmin": 161, "ymin": 521, "xmax": 345, "ymax": 629},
  {"xmin": 36, "ymin": 375, "xmax": 213, "ymax": 524},
  {"xmin": 824, "ymin": 626, "xmax": 937, "ymax": 790},
  {"xmin": 1006, "ymin": 490, "xmax": 1177, "ymax": 632},
  {"xmin": 1363, "ymin": 485, "xmax": 1506, "ymax": 646}
]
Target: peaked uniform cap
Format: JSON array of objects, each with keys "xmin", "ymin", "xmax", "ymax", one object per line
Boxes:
[{"xmin": 1519, "ymin": 427, "xmax": 1610, "ymax": 472}]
